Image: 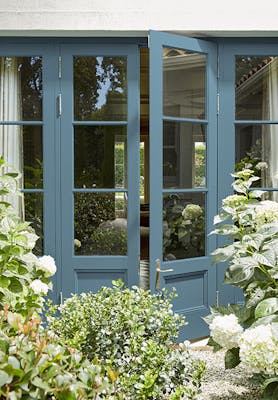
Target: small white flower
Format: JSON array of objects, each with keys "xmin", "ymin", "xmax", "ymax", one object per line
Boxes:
[
  {"xmin": 36, "ymin": 255, "xmax": 57, "ymax": 277},
  {"xmin": 30, "ymin": 279, "xmax": 49, "ymax": 295},
  {"xmin": 209, "ymin": 314, "xmax": 243, "ymax": 349}
]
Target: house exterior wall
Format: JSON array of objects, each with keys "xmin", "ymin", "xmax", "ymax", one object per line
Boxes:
[{"xmin": 0, "ymin": 0, "xmax": 278, "ymax": 37}]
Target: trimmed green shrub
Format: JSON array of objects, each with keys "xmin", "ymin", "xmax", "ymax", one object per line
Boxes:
[{"xmin": 48, "ymin": 281, "xmax": 205, "ymax": 400}]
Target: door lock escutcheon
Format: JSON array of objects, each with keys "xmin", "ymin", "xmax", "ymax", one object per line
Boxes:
[{"xmin": 155, "ymin": 258, "xmax": 173, "ymax": 290}]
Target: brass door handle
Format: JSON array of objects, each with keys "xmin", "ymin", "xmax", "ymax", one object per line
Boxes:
[{"xmin": 155, "ymin": 258, "xmax": 173, "ymax": 290}]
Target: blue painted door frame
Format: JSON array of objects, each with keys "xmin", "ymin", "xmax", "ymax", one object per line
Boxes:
[
  {"xmin": 2, "ymin": 37, "xmax": 276, "ymax": 338},
  {"xmin": 149, "ymin": 31, "xmax": 218, "ymax": 339},
  {"xmin": 217, "ymin": 39, "xmax": 278, "ymax": 307},
  {"xmin": 59, "ymin": 44, "xmax": 140, "ymax": 298}
]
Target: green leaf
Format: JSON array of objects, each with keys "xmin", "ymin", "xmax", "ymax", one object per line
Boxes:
[
  {"xmin": 0, "ymin": 370, "xmax": 12, "ymax": 386},
  {"xmin": 252, "ymin": 315, "xmax": 278, "ymax": 327},
  {"xmin": 32, "ymin": 377, "xmax": 51, "ymax": 391},
  {"xmin": 0, "ymin": 275, "xmax": 10, "ymax": 288},
  {"xmin": 58, "ymin": 390, "xmax": 77, "ymax": 400},
  {"xmin": 224, "ymin": 263, "xmax": 254, "ymax": 285},
  {"xmin": 248, "ymin": 190, "xmax": 265, "ymax": 199},
  {"xmin": 207, "ymin": 336, "xmax": 222, "ymax": 352},
  {"xmin": 211, "ymin": 225, "xmax": 239, "ymax": 236},
  {"xmin": 211, "ymin": 245, "xmax": 235, "ymax": 264},
  {"xmin": 224, "ymin": 348, "xmax": 240, "ymax": 369},
  {"xmin": 255, "ymin": 298, "xmax": 278, "ymax": 319},
  {"xmin": 8, "ymin": 277, "xmax": 23, "ymax": 293},
  {"xmin": 253, "ymin": 252, "xmax": 275, "ymax": 267},
  {"xmin": 263, "ymin": 378, "xmax": 278, "ymax": 400}
]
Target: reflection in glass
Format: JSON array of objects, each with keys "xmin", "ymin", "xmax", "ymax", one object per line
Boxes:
[
  {"xmin": 0, "ymin": 125, "xmax": 43, "ymax": 189},
  {"xmin": 24, "ymin": 192, "xmax": 43, "ymax": 255},
  {"xmin": 0, "ymin": 56, "xmax": 42, "ymax": 121},
  {"xmin": 163, "ymin": 192, "xmax": 206, "ymax": 260},
  {"xmin": 235, "ymin": 124, "xmax": 278, "ymax": 188},
  {"xmin": 261, "ymin": 191, "xmax": 278, "ymax": 201},
  {"xmin": 163, "ymin": 121, "xmax": 206, "ymax": 189},
  {"xmin": 163, "ymin": 47, "xmax": 206, "ymax": 119},
  {"xmin": 74, "ymin": 56, "xmax": 127, "ymax": 121},
  {"xmin": 74, "ymin": 126, "xmax": 126, "ymax": 189},
  {"xmin": 74, "ymin": 192, "xmax": 127, "ymax": 255},
  {"xmin": 236, "ymin": 56, "xmax": 278, "ymax": 120}
]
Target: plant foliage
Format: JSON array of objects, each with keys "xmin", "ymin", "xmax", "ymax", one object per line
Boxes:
[
  {"xmin": 48, "ymin": 281, "xmax": 205, "ymax": 399},
  {"xmin": 205, "ymin": 166, "xmax": 278, "ymax": 399}
]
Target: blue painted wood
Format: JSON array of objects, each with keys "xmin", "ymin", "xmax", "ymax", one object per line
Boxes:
[
  {"xmin": 60, "ymin": 44, "xmax": 140, "ymax": 298},
  {"xmin": 149, "ymin": 31, "xmax": 218, "ymax": 340},
  {"xmin": 217, "ymin": 40, "xmax": 278, "ymax": 306},
  {"xmin": 0, "ymin": 43, "xmax": 58, "ymax": 301}
]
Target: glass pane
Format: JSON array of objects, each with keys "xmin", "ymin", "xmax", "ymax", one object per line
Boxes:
[
  {"xmin": 0, "ymin": 125, "xmax": 43, "ymax": 189},
  {"xmin": 74, "ymin": 56, "xmax": 127, "ymax": 121},
  {"xmin": 261, "ymin": 191, "xmax": 278, "ymax": 201},
  {"xmin": 163, "ymin": 47, "xmax": 206, "ymax": 119},
  {"xmin": 74, "ymin": 192, "xmax": 127, "ymax": 255},
  {"xmin": 24, "ymin": 192, "xmax": 43, "ymax": 256},
  {"xmin": 163, "ymin": 121, "xmax": 206, "ymax": 189},
  {"xmin": 236, "ymin": 56, "xmax": 278, "ymax": 120},
  {"xmin": 163, "ymin": 192, "xmax": 206, "ymax": 261},
  {"xmin": 74, "ymin": 126, "xmax": 127, "ymax": 189},
  {"xmin": 0, "ymin": 56, "xmax": 42, "ymax": 121},
  {"xmin": 235, "ymin": 124, "xmax": 278, "ymax": 188}
]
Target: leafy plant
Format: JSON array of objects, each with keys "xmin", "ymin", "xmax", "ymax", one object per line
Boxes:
[
  {"xmin": 0, "ymin": 158, "xmax": 55, "ymax": 316},
  {"xmin": 205, "ymin": 166, "xmax": 278, "ymax": 399},
  {"xmin": 48, "ymin": 280, "xmax": 205, "ymax": 400},
  {"xmin": 163, "ymin": 195, "xmax": 205, "ymax": 260},
  {"xmin": 0, "ymin": 306, "xmax": 115, "ymax": 399}
]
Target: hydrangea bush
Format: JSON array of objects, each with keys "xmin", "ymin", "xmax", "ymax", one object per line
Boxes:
[
  {"xmin": 0, "ymin": 158, "xmax": 116, "ymax": 399},
  {"xmin": 205, "ymin": 166, "xmax": 278, "ymax": 399},
  {"xmin": 48, "ymin": 281, "xmax": 205, "ymax": 400},
  {"xmin": 0, "ymin": 158, "xmax": 56, "ymax": 317}
]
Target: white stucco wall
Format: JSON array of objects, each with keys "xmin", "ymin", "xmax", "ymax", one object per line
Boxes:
[{"xmin": 0, "ymin": 0, "xmax": 278, "ymax": 37}]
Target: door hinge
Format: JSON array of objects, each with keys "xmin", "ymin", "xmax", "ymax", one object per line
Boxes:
[
  {"xmin": 217, "ymin": 93, "xmax": 220, "ymax": 115},
  {"xmin": 57, "ymin": 94, "xmax": 62, "ymax": 117},
  {"xmin": 58, "ymin": 56, "xmax": 62, "ymax": 79},
  {"xmin": 217, "ymin": 54, "xmax": 220, "ymax": 80},
  {"xmin": 59, "ymin": 291, "xmax": 63, "ymax": 305},
  {"xmin": 147, "ymin": 34, "xmax": 150, "ymax": 48},
  {"xmin": 216, "ymin": 290, "xmax": 219, "ymax": 307}
]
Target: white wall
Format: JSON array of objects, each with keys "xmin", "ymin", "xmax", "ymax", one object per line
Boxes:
[{"xmin": 0, "ymin": 0, "xmax": 278, "ymax": 37}]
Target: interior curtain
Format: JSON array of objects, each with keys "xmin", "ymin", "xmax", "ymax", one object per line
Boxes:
[{"xmin": 0, "ymin": 57, "xmax": 24, "ymax": 217}]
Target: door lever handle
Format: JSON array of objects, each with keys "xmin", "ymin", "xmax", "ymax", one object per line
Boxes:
[{"xmin": 155, "ymin": 258, "xmax": 173, "ymax": 290}]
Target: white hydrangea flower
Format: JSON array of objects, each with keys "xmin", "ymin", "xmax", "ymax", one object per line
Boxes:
[
  {"xmin": 30, "ymin": 279, "xmax": 49, "ymax": 295},
  {"xmin": 74, "ymin": 239, "xmax": 81, "ymax": 248},
  {"xmin": 255, "ymin": 200, "xmax": 278, "ymax": 224},
  {"xmin": 255, "ymin": 161, "xmax": 268, "ymax": 170},
  {"xmin": 209, "ymin": 314, "xmax": 243, "ymax": 349},
  {"xmin": 36, "ymin": 255, "xmax": 57, "ymax": 277},
  {"xmin": 182, "ymin": 204, "xmax": 203, "ymax": 220},
  {"xmin": 239, "ymin": 324, "xmax": 278, "ymax": 376}
]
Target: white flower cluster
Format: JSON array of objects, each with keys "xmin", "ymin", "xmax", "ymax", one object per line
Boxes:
[
  {"xmin": 255, "ymin": 200, "xmax": 278, "ymax": 224},
  {"xmin": 209, "ymin": 314, "xmax": 243, "ymax": 349},
  {"xmin": 182, "ymin": 204, "xmax": 203, "ymax": 220},
  {"xmin": 239, "ymin": 324, "xmax": 278, "ymax": 376},
  {"xmin": 36, "ymin": 255, "xmax": 57, "ymax": 277},
  {"xmin": 30, "ymin": 279, "xmax": 49, "ymax": 295}
]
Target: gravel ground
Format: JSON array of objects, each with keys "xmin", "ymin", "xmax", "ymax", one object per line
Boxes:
[{"xmin": 189, "ymin": 347, "xmax": 264, "ymax": 400}]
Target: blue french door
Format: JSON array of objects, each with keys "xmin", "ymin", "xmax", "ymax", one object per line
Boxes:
[
  {"xmin": 59, "ymin": 44, "xmax": 140, "ymax": 297},
  {"xmin": 149, "ymin": 31, "xmax": 218, "ymax": 339}
]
